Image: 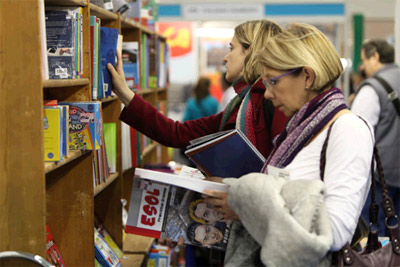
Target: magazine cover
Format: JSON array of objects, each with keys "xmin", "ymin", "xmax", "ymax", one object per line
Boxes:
[{"xmin": 126, "ymin": 167, "xmax": 231, "ymax": 251}]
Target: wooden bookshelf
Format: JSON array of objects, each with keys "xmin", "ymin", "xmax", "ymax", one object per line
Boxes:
[{"xmin": 1, "ymin": 0, "xmax": 169, "ymax": 266}]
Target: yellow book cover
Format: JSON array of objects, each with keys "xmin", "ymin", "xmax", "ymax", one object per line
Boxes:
[{"xmin": 44, "ymin": 107, "xmax": 62, "ymax": 162}]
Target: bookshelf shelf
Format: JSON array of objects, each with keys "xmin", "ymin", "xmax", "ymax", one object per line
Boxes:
[
  {"xmin": 123, "ymin": 234, "xmax": 155, "ymax": 254},
  {"xmin": 137, "ymin": 88, "xmax": 154, "ymax": 96},
  {"xmin": 42, "ymin": 78, "xmax": 90, "ymax": 88},
  {"xmin": 44, "ymin": 150, "xmax": 89, "ymax": 174},
  {"xmin": 94, "ymin": 172, "xmax": 119, "ymax": 196},
  {"xmin": 141, "ymin": 143, "xmax": 158, "ymax": 159},
  {"xmin": 120, "ymin": 16, "xmax": 154, "ymax": 35},
  {"xmin": 45, "ymin": 0, "xmax": 87, "ymax": 6},
  {"xmin": 121, "ymin": 253, "xmax": 146, "ymax": 266},
  {"xmin": 89, "ymin": 3, "xmax": 118, "ymax": 20},
  {"xmin": 100, "ymin": 95, "xmax": 119, "ymax": 103}
]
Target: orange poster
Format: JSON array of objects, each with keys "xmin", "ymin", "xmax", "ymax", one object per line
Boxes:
[{"xmin": 157, "ymin": 22, "xmax": 193, "ymax": 58}]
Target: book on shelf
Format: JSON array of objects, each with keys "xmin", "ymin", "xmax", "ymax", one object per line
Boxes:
[
  {"xmin": 59, "ymin": 101, "xmax": 101, "ymax": 151},
  {"xmin": 95, "ymin": 219, "xmax": 123, "ymax": 259},
  {"xmin": 100, "ymin": 27, "xmax": 119, "ymax": 97},
  {"xmin": 103, "ymin": 123, "xmax": 117, "ymax": 173},
  {"xmin": 46, "ymin": 224, "xmax": 65, "ymax": 267},
  {"xmin": 43, "ymin": 106, "xmax": 63, "ymax": 162},
  {"xmin": 39, "ymin": 0, "xmax": 49, "ymax": 80},
  {"xmin": 184, "ymin": 129, "xmax": 266, "ymax": 178},
  {"xmin": 147, "ymin": 244, "xmax": 170, "ymax": 267},
  {"xmin": 94, "ymin": 227, "xmax": 122, "ymax": 267},
  {"xmin": 126, "ymin": 167, "xmax": 231, "ymax": 251},
  {"xmin": 45, "ymin": 7, "xmax": 82, "ymax": 79},
  {"xmin": 122, "ymin": 41, "xmax": 140, "ymax": 91},
  {"xmin": 90, "ymin": 15, "xmax": 100, "ymax": 100}
]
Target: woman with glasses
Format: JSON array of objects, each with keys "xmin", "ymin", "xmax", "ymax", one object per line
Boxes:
[{"xmin": 205, "ymin": 23, "xmax": 374, "ymax": 266}]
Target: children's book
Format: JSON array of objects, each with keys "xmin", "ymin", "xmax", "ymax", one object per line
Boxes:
[
  {"xmin": 43, "ymin": 106, "xmax": 63, "ymax": 162},
  {"xmin": 59, "ymin": 101, "xmax": 101, "ymax": 150},
  {"xmin": 184, "ymin": 129, "xmax": 266, "ymax": 178},
  {"xmin": 94, "ymin": 227, "xmax": 122, "ymax": 267},
  {"xmin": 126, "ymin": 167, "xmax": 231, "ymax": 251},
  {"xmin": 46, "ymin": 224, "xmax": 65, "ymax": 267}
]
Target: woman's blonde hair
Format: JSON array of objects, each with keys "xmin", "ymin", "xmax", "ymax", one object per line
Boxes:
[
  {"xmin": 255, "ymin": 23, "xmax": 343, "ymax": 92},
  {"xmin": 234, "ymin": 20, "xmax": 282, "ymax": 84}
]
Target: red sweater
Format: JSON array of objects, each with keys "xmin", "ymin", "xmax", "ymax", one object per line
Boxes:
[{"xmin": 120, "ymin": 79, "xmax": 287, "ymax": 158}]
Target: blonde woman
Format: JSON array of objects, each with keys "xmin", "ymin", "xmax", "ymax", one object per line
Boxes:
[{"xmin": 206, "ymin": 23, "xmax": 374, "ymax": 266}]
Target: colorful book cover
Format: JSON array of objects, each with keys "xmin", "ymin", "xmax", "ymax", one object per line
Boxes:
[
  {"xmin": 96, "ymin": 220, "xmax": 123, "ymax": 259},
  {"xmin": 126, "ymin": 167, "xmax": 231, "ymax": 251},
  {"xmin": 45, "ymin": 8, "xmax": 77, "ymax": 79},
  {"xmin": 60, "ymin": 101, "xmax": 101, "ymax": 150},
  {"xmin": 44, "ymin": 106, "xmax": 63, "ymax": 162},
  {"xmin": 46, "ymin": 224, "xmax": 65, "ymax": 267},
  {"xmin": 100, "ymin": 27, "xmax": 119, "ymax": 97},
  {"xmin": 94, "ymin": 227, "xmax": 122, "ymax": 267},
  {"xmin": 103, "ymin": 123, "xmax": 117, "ymax": 173}
]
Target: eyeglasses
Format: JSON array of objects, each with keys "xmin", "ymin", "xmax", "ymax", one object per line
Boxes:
[{"xmin": 262, "ymin": 68, "xmax": 299, "ymax": 90}]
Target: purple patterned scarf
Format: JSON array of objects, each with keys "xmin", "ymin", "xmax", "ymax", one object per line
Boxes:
[{"xmin": 262, "ymin": 87, "xmax": 347, "ymax": 172}]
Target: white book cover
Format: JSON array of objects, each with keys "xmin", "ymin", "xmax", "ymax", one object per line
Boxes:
[{"xmin": 126, "ymin": 167, "xmax": 231, "ymax": 251}]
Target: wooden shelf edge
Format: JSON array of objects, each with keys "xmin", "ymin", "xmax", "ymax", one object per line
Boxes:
[
  {"xmin": 94, "ymin": 172, "xmax": 119, "ymax": 196},
  {"xmin": 121, "ymin": 253, "xmax": 146, "ymax": 266},
  {"xmin": 42, "ymin": 78, "xmax": 90, "ymax": 88},
  {"xmin": 89, "ymin": 3, "xmax": 118, "ymax": 20},
  {"xmin": 45, "ymin": 0, "xmax": 87, "ymax": 6},
  {"xmin": 120, "ymin": 16, "xmax": 154, "ymax": 35},
  {"xmin": 45, "ymin": 150, "xmax": 89, "ymax": 174},
  {"xmin": 141, "ymin": 143, "xmax": 157, "ymax": 159},
  {"xmin": 100, "ymin": 95, "xmax": 119, "ymax": 103},
  {"xmin": 123, "ymin": 234, "xmax": 155, "ymax": 254}
]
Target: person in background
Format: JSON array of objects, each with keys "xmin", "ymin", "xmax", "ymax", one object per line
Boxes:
[
  {"xmin": 205, "ymin": 23, "xmax": 374, "ymax": 266},
  {"xmin": 107, "ymin": 19, "xmax": 288, "ymax": 266},
  {"xmin": 218, "ymin": 72, "xmax": 235, "ymax": 112},
  {"xmin": 183, "ymin": 76, "xmax": 218, "ymax": 122},
  {"xmin": 351, "ymin": 39, "xmax": 400, "ymax": 236}
]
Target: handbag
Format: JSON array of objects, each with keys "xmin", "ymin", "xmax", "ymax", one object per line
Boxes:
[{"xmin": 320, "ymin": 118, "xmax": 400, "ymax": 266}]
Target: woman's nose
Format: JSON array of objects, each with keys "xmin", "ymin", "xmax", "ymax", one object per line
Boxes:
[{"xmin": 264, "ymin": 87, "xmax": 274, "ymax": 99}]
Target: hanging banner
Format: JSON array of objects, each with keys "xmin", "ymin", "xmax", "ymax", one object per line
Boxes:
[{"xmin": 157, "ymin": 22, "xmax": 193, "ymax": 58}]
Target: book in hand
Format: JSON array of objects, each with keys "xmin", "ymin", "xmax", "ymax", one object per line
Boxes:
[
  {"xmin": 185, "ymin": 129, "xmax": 266, "ymax": 178},
  {"xmin": 125, "ymin": 167, "xmax": 231, "ymax": 251}
]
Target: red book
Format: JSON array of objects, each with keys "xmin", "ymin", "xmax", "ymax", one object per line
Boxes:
[{"xmin": 46, "ymin": 224, "xmax": 65, "ymax": 267}]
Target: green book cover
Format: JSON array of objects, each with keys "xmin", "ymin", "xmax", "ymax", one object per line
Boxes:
[{"xmin": 103, "ymin": 123, "xmax": 116, "ymax": 173}]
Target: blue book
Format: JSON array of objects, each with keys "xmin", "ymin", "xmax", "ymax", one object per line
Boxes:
[
  {"xmin": 100, "ymin": 27, "xmax": 119, "ymax": 97},
  {"xmin": 122, "ymin": 42, "xmax": 140, "ymax": 90},
  {"xmin": 185, "ymin": 129, "xmax": 266, "ymax": 178}
]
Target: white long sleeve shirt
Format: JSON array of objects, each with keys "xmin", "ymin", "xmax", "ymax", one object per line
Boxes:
[
  {"xmin": 351, "ymin": 85, "xmax": 380, "ymax": 128},
  {"xmin": 284, "ymin": 113, "xmax": 374, "ymax": 250}
]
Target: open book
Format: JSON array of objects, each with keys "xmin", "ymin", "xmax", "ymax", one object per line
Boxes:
[
  {"xmin": 185, "ymin": 129, "xmax": 266, "ymax": 177},
  {"xmin": 125, "ymin": 167, "xmax": 231, "ymax": 251}
]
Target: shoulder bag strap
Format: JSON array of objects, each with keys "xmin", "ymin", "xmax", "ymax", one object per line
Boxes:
[
  {"xmin": 320, "ymin": 116, "xmax": 400, "ymax": 253},
  {"xmin": 372, "ymin": 76, "xmax": 400, "ymax": 117}
]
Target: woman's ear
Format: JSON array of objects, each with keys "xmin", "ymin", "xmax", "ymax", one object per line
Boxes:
[{"xmin": 302, "ymin": 67, "xmax": 315, "ymax": 89}]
